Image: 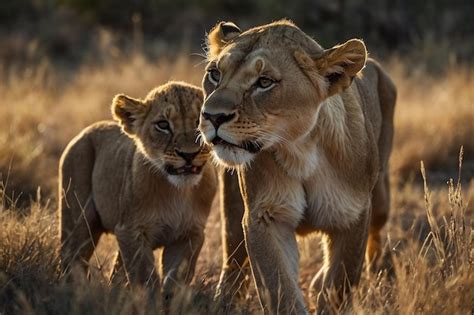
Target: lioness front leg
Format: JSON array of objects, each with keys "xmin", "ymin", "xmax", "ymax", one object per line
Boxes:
[
  {"xmin": 216, "ymin": 169, "xmax": 249, "ymax": 304},
  {"xmin": 312, "ymin": 209, "xmax": 370, "ymax": 313},
  {"xmin": 244, "ymin": 207, "xmax": 306, "ymax": 314},
  {"xmin": 115, "ymin": 225, "xmax": 159, "ymax": 290},
  {"xmin": 161, "ymin": 233, "xmax": 204, "ymax": 301}
]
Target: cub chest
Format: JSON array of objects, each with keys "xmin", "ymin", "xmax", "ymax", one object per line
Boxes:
[{"xmin": 130, "ymin": 194, "xmax": 205, "ymax": 248}]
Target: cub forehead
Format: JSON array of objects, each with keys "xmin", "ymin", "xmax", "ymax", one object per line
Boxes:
[
  {"xmin": 145, "ymin": 82, "xmax": 203, "ymax": 116},
  {"xmin": 146, "ymin": 82, "xmax": 202, "ymax": 104}
]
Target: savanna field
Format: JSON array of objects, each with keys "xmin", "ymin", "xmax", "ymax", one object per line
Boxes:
[
  {"xmin": 0, "ymin": 2, "xmax": 473, "ymax": 312},
  {"xmin": 0, "ymin": 52, "xmax": 472, "ymax": 314}
]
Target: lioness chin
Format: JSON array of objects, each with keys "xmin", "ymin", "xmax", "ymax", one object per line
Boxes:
[
  {"xmin": 199, "ymin": 20, "xmax": 396, "ymax": 313},
  {"xmin": 59, "ymin": 82, "xmax": 217, "ymax": 300}
]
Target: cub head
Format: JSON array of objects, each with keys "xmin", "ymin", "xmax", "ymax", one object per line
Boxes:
[
  {"xmin": 199, "ymin": 20, "xmax": 367, "ymax": 167},
  {"xmin": 112, "ymin": 81, "xmax": 209, "ymax": 188}
]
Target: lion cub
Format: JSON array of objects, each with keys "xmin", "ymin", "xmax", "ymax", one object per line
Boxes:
[{"xmin": 58, "ymin": 82, "xmax": 217, "ymax": 295}]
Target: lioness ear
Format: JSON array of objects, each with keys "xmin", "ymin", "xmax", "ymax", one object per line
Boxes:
[
  {"xmin": 112, "ymin": 94, "xmax": 148, "ymax": 135},
  {"xmin": 315, "ymin": 39, "xmax": 367, "ymax": 97},
  {"xmin": 208, "ymin": 21, "xmax": 242, "ymax": 57}
]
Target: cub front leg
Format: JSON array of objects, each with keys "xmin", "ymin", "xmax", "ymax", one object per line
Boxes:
[
  {"xmin": 312, "ymin": 208, "xmax": 370, "ymax": 313},
  {"xmin": 161, "ymin": 232, "xmax": 205, "ymax": 301},
  {"xmin": 115, "ymin": 225, "xmax": 159, "ymax": 290}
]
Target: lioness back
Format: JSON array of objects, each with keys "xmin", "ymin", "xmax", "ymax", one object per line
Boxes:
[{"xmin": 59, "ymin": 82, "xmax": 217, "ymax": 293}]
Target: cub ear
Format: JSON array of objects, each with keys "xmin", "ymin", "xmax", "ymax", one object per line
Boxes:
[
  {"xmin": 112, "ymin": 94, "xmax": 148, "ymax": 135},
  {"xmin": 315, "ymin": 39, "xmax": 367, "ymax": 97},
  {"xmin": 207, "ymin": 21, "xmax": 242, "ymax": 58}
]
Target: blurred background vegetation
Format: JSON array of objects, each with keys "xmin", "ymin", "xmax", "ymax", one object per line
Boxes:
[
  {"xmin": 0, "ymin": 0, "xmax": 473, "ymax": 203},
  {"xmin": 1, "ymin": 0, "xmax": 472, "ymax": 73},
  {"xmin": 0, "ymin": 2, "xmax": 473, "ymax": 313}
]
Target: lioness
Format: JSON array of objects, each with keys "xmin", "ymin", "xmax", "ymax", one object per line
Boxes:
[
  {"xmin": 59, "ymin": 82, "xmax": 217, "ymax": 297},
  {"xmin": 199, "ymin": 21, "xmax": 396, "ymax": 313}
]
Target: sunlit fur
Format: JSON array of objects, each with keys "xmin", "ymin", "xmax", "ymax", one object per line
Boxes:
[
  {"xmin": 202, "ymin": 20, "xmax": 396, "ymax": 313},
  {"xmin": 167, "ymin": 173, "xmax": 203, "ymax": 188},
  {"xmin": 211, "ymin": 144, "xmax": 255, "ymax": 168}
]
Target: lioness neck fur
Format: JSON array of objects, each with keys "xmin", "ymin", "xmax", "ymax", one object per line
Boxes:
[
  {"xmin": 59, "ymin": 82, "xmax": 217, "ymax": 297},
  {"xmin": 200, "ymin": 20, "xmax": 396, "ymax": 313}
]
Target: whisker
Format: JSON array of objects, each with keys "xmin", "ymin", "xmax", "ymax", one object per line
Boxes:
[
  {"xmin": 190, "ymin": 51, "xmax": 209, "ymax": 67},
  {"xmin": 140, "ymin": 156, "xmax": 164, "ymax": 177},
  {"xmin": 195, "ymin": 133, "xmax": 203, "ymax": 145},
  {"xmin": 255, "ymin": 129, "xmax": 292, "ymax": 147},
  {"xmin": 190, "ymin": 52, "xmax": 207, "ymax": 59},
  {"xmin": 193, "ymin": 58, "xmax": 209, "ymax": 67}
]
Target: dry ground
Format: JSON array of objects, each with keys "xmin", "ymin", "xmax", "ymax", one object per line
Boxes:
[{"xmin": 0, "ymin": 55, "xmax": 473, "ymax": 314}]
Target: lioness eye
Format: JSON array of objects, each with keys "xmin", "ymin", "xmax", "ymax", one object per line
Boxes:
[
  {"xmin": 256, "ymin": 76, "xmax": 275, "ymax": 90},
  {"xmin": 208, "ymin": 68, "xmax": 221, "ymax": 85},
  {"xmin": 155, "ymin": 120, "xmax": 170, "ymax": 134}
]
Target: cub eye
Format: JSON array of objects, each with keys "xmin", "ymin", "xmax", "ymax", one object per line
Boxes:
[
  {"xmin": 207, "ymin": 68, "xmax": 221, "ymax": 85},
  {"xmin": 154, "ymin": 120, "xmax": 171, "ymax": 134},
  {"xmin": 256, "ymin": 76, "xmax": 275, "ymax": 90}
]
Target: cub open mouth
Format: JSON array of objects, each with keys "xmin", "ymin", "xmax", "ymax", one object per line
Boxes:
[
  {"xmin": 211, "ymin": 136, "xmax": 262, "ymax": 154},
  {"xmin": 165, "ymin": 164, "xmax": 203, "ymax": 175}
]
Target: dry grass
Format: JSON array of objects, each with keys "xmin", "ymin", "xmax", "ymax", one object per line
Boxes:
[{"xmin": 0, "ymin": 54, "xmax": 473, "ymax": 314}]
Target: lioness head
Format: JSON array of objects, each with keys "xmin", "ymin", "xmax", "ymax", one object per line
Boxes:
[
  {"xmin": 113, "ymin": 81, "xmax": 209, "ymax": 187},
  {"xmin": 199, "ymin": 20, "xmax": 367, "ymax": 167}
]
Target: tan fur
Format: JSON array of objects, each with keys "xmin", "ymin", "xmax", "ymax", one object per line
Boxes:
[
  {"xmin": 200, "ymin": 20, "xmax": 396, "ymax": 313},
  {"xmin": 59, "ymin": 82, "xmax": 217, "ymax": 299}
]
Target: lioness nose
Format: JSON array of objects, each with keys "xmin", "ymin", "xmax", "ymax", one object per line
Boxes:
[
  {"xmin": 202, "ymin": 112, "xmax": 235, "ymax": 129},
  {"xmin": 175, "ymin": 150, "xmax": 200, "ymax": 164}
]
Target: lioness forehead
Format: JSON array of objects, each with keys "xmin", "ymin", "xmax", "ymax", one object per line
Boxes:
[{"xmin": 216, "ymin": 20, "xmax": 324, "ymax": 64}]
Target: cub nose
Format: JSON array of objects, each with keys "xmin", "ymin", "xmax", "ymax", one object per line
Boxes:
[
  {"xmin": 175, "ymin": 150, "xmax": 200, "ymax": 164},
  {"xmin": 202, "ymin": 112, "xmax": 236, "ymax": 129}
]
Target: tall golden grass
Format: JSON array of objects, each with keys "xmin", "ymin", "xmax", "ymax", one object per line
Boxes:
[{"xmin": 0, "ymin": 54, "xmax": 472, "ymax": 313}]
